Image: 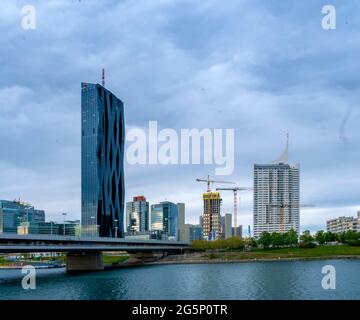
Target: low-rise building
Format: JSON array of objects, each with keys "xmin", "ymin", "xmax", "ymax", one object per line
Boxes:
[
  {"xmin": 326, "ymin": 213, "xmax": 360, "ymax": 234},
  {"xmin": 0, "ymin": 200, "xmax": 45, "ymax": 234},
  {"xmin": 17, "ymin": 220, "xmax": 80, "ymax": 237}
]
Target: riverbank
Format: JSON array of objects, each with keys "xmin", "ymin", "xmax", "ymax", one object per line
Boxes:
[{"xmin": 110, "ymin": 245, "xmax": 360, "ymax": 268}]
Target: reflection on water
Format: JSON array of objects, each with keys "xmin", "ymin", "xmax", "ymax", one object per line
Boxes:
[{"xmin": 0, "ymin": 259, "xmax": 359, "ymax": 300}]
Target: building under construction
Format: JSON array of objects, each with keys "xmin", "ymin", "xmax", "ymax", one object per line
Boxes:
[{"xmin": 202, "ymin": 191, "xmax": 222, "ymax": 240}]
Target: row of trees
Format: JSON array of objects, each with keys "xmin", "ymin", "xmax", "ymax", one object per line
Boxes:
[
  {"xmin": 258, "ymin": 229, "xmax": 360, "ymax": 248},
  {"xmin": 307, "ymin": 230, "xmax": 360, "ymax": 245},
  {"xmin": 191, "ymin": 229, "xmax": 360, "ymax": 251},
  {"xmin": 191, "ymin": 237, "xmax": 245, "ymax": 251},
  {"xmin": 257, "ymin": 230, "xmax": 298, "ymax": 248}
]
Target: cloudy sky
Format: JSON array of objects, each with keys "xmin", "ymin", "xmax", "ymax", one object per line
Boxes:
[{"xmin": 0, "ymin": 0, "xmax": 359, "ymax": 233}]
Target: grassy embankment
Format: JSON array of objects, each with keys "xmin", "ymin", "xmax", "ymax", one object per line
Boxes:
[
  {"xmin": 0, "ymin": 254, "xmax": 129, "ymax": 267},
  {"xmin": 102, "ymin": 255, "xmax": 129, "ymax": 266},
  {"xmin": 200, "ymin": 245, "xmax": 360, "ymax": 261}
]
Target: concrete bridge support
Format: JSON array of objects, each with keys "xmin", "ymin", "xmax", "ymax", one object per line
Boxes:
[{"xmin": 66, "ymin": 252, "xmax": 104, "ymax": 272}]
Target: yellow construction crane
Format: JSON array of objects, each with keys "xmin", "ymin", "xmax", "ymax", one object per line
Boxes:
[
  {"xmin": 216, "ymin": 187, "xmax": 253, "ymax": 231},
  {"xmin": 196, "ymin": 175, "xmax": 235, "ymax": 192}
]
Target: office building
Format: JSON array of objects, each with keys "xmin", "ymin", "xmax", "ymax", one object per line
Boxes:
[
  {"xmin": 203, "ymin": 191, "xmax": 222, "ymax": 240},
  {"xmin": 126, "ymin": 196, "xmax": 149, "ymax": 234},
  {"xmin": 151, "ymin": 201, "xmax": 178, "ymax": 240},
  {"xmin": 189, "ymin": 224, "xmax": 203, "ymax": 241},
  {"xmin": 81, "ymin": 82, "xmax": 125, "ymax": 238},
  {"xmin": 221, "ymin": 213, "xmax": 232, "ymax": 239},
  {"xmin": 177, "ymin": 203, "xmax": 186, "ymax": 241},
  {"xmin": 0, "ymin": 200, "xmax": 45, "ymax": 234},
  {"xmin": 232, "ymin": 225, "xmax": 243, "ymax": 238},
  {"xmin": 125, "ymin": 230, "xmax": 163, "ymax": 241},
  {"xmin": 253, "ymin": 137, "xmax": 300, "ymax": 238},
  {"xmin": 326, "ymin": 212, "xmax": 360, "ymax": 234},
  {"xmin": 17, "ymin": 220, "xmax": 81, "ymax": 237},
  {"xmin": 183, "ymin": 224, "xmax": 203, "ymax": 242}
]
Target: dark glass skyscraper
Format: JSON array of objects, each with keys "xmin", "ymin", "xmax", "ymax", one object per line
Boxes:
[{"xmin": 81, "ymin": 82, "xmax": 125, "ymax": 238}]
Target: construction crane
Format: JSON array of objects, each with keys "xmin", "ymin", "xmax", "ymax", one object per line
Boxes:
[
  {"xmin": 216, "ymin": 187, "xmax": 253, "ymax": 231},
  {"xmin": 196, "ymin": 175, "xmax": 235, "ymax": 240},
  {"xmin": 267, "ymin": 203, "xmax": 315, "ymax": 233},
  {"xmin": 196, "ymin": 175, "xmax": 235, "ymax": 192}
]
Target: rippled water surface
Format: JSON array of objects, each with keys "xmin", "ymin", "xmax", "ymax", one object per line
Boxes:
[{"xmin": 0, "ymin": 259, "xmax": 359, "ymax": 300}]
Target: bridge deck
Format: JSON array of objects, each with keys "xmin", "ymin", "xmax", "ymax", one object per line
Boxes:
[{"xmin": 0, "ymin": 233, "xmax": 189, "ymax": 253}]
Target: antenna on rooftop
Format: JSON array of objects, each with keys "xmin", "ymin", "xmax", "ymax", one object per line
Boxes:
[
  {"xmin": 101, "ymin": 68, "xmax": 105, "ymax": 87},
  {"xmin": 272, "ymin": 132, "xmax": 289, "ymax": 164}
]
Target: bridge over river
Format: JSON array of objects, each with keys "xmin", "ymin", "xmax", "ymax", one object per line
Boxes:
[{"xmin": 0, "ymin": 233, "xmax": 189, "ymax": 272}]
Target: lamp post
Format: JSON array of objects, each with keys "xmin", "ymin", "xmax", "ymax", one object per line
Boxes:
[
  {"xmin": 62, "ymin": 213, "xmax": 67, "ymax": 236},
  {"xmin": 114, "ymin": 219, "xmax": 118, "ymax": 238},
  {"xmin": 90, "ymin": 216, "xmax": 96, "ymax": 238}
]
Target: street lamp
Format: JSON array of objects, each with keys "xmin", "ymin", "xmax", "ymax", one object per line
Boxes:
[
  {"xmin": 62, "ymin": 213, "xmax": 67, "ymax": 236},
  {"xmin": 90, "ymin": 216, "xmax": 96, "ymax": 238},
  {"xmin": 114, "ymin": 219, "xmax": 118, "ymax": 238}
]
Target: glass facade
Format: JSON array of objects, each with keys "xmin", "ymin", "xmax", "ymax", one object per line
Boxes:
[
  {"xmin": 126, "ymin": 196, "xmax": 149, "ymax": 233},
  {"xmin": 81, "ymin": 82, "xmax": 125, "ymax": 238},
  {"xmin": 0, "ymin": 200, "xmax": 45, "ymax": 234},
  {"xmin": 189, "ymin": 225, "xmax": 203, "ymax": 241},
  {"xmin": 151, "ymin": 202, "xmax": 178, "ymax": 240},
  {"xmin": 17, "ymin": 220, "xmax": 81, "ymax": 236}
]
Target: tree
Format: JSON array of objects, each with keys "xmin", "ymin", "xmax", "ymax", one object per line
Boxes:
[
  {"xmin": 315, "ymin": 230, "xmax": 326, "ymax": 245},
  {"xmin": 344, "ymin": 230, "xmax": 360, "ymax": 242},
  {"xmin": 271, "ymin": 232, "xmax": 283, "ymax": 247},
  {"xmin": 258, "ymin": 232, "xmax": 272, "ymax": 249},
  {"xmin": 248, "ymin": 237, "xmax": 258, "ymax": 248},
  {"xmin": 286, "ymin": 229, "xmax": 298, "ymax": 247},
  {"xmin": 300, "ymin": 230, "xmax": 314, "ymax": 244},
  {"xmin": 325, "ymin": 231, "xmax": 337, "ymax": 243}
]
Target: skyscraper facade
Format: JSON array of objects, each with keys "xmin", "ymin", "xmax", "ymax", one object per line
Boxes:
[
  {"xmin": 151, "ymin": 201, "xmax": 178, "ymax": 240},
  {"xmin": 81, "ymin": 82, "xmax": 125, "ymax": 238},
  {"xmin": 177, "ymin": 203, "xmax": 185, "ymax": 241},
  {"xmin": 253, "ymin": 138, "xmax": 300, "ymax": 240},
  {"xmin": 202, "ymin": 191, "xmax": 222, "ymax": 240},
  {"xmin": 221, "ymin": 213, "xmax": 232, "ymax": 239},
  {"xmin": 126, "ymin": 196, "xmax": 149, "ymax": 233}
]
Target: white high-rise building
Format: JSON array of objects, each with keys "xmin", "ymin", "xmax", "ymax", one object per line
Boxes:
[{"xmin": 253, "ymin": 136, "xmax": 300, "ymax": 238}]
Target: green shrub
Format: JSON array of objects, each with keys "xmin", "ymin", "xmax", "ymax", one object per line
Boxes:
[
  {"xmin": 299, "ymin": 242, "xmax": 317, "ymax": 248},
  {"xmin": 347, "ymin": 240, "xmax": 360, "ymax": 246}
]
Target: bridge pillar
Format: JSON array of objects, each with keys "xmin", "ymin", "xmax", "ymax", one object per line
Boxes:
[{"xmin": 66, "ymin": 252, "xmax": 103, "ymax": 272}]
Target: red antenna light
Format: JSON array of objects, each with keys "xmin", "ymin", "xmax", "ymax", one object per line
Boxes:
[{"xmin": 101, "ymin": 68, "xmax": 105, "ymax": 87}]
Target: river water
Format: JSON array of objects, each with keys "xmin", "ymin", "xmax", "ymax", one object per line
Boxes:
[{"xmin": 0, "ymin": 259, "xmax": 359, "ymax": 300}]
